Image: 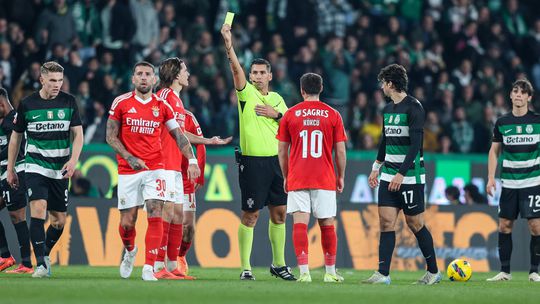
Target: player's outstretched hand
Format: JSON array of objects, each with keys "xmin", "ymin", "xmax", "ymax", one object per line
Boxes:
[
  {"xmin": 254, "ymin": 104, "xmax": 279, "ymax": 118},
  {"xmin": 188, "ymin": 163, "xmax": 201, "ymax": 182},
  {"xmin": 61, "ymin": 159, "xmax": 77, "ymax": 179},
  {"xmin": 194, "ymin": 183, "xmax": 202, "ymax": 191},
  {"xmin": 7, "ymin": 169, "xmax": 19, "ymax": 190},
  {"xmin": 337, "ymin": 176, "xmax": 344, "ymax": 193},
  {"xmin": 368, "ymin": 170, "xmax": 379, "ymax": 189},
  {"xmin": 388, "ymin": 173, "xmax": 404, "ymax": 192},
  {"xmin": 127, "ymin": 156, "xmax": 149, "ymax": 171},
  {"xmin": 209, "ymin": 136, "xmax": 233, "ymax": 145},
  {"xmin": 486, "ymin": 178, "xmax": 496, "ymax": 197},
  {"xmin": 221, "ymin": 24, "xmax": 232, "ymax": 48}
]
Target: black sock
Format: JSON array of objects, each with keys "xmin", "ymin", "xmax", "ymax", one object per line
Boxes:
[
  {"xmin": 44, "ymin": 225, "xmax": 64, "ymax": 256},
  {"xmin": 499, "ymin": 232, "xmax": 512, "ymax": 273},
  {"xmin": 530, "ymin": 235, "xmax": 540, "ymax": 274},
  {"xmin": 414, "ymin": 226, "xmax": 438, "ymax": 273},
  {"xmin": 378, "ymin": 231, "xmax": 395, "ymax": 276},
  {"xmin": 0, "ymin": 221, "xmax": 11, "ymax": 258},
  {"xmin": 14, "ymin": 221, "xmax": 32, "ymax": 268},
  {"xmin": 30, "ymin": 218, "xmax": 46, "ymax": 267}
]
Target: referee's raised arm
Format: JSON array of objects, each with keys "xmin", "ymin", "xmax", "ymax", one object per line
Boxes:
[{"xmin": 221, "ymin": 24, "xmax": 247, "ymax": 91}]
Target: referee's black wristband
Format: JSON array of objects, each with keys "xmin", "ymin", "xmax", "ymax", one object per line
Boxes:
[{"xmin": 274, "ymin": 112, "xmax": 283, "ymax": 121}]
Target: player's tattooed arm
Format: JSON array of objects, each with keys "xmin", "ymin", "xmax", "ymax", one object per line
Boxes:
[
  {"xmin": 170, "ymin": 128, "xmax": 201, "ymax": 180},
  {"xmin": 106, "ymin": 119, "xmax": 147, "ymax": 170}
]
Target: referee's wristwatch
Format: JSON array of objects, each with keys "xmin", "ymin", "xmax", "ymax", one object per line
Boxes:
[{"xmin": 274, "ymin": 112, "xmax": 283, "ymax": 121}]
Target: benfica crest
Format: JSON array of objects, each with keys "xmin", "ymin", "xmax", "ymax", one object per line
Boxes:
[{"xmin": 152, "ymin": 106, "xmax": 160, "ymax": 117}]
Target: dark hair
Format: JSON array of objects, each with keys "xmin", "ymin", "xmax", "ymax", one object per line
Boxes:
[
  {"xmin": 158, "ymin": 57, "xmax": 184, "ymax": 89},
  {"xmin": 300, "ymin": 73, "xmax": 323, "ymax": 95},
  {"xmin": 445, "ymin": 186, "xmax": 460, "ymax": 200},
  {"xmin": 132, "ymin": 61, "xmax": 155, "ymax": 74},
  {"xmin": 512, "ymin": 78, "xmax": 534, "ymax": 96},
  {"xmin": 464, "ymin": 184, "xmax": 488, "ymax": 204},
  {"xmin": 377, "ymin": 64, "xmax": 408, "ymax": 92},
  {"xmin": 0, "ymin": 87, "xmax": 8, "ymax": 100},
  {"xmin": 250, "ymin": 58, "xmax": 271, "ymax": 72},
  {"xmin": 41, "ymin": 61, "xmax": 64, "ymax": 75}
]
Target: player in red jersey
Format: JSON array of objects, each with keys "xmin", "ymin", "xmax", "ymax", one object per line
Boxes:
[
  {"xmin": 177, "ymin": 110, "xmax": 207, "ymax": 277},
  {"xmin": 154, "ymin": 57, "xmax": 231, "ymax": 278},
  {"xmin": 276, "ymin": 73, "xmax": 347, "ymax": 283},
  {"xmin": 106, "ymin": 61, "xmax": 200, "ymax": 281}
]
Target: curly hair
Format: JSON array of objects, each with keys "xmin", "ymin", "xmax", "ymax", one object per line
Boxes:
[{"xmin": 377, "ymin": 64, "xmax": 408, "ymax": 93}]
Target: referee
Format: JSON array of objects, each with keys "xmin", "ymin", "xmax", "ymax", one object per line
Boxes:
[{"xmin": 221, "ymin": 24, "xmax": 295, "ymax": 281}]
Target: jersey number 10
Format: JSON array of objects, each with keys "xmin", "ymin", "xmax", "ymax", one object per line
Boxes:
[{"xmin": 300, "ymin": 130, "xmax": 323, "ymax": 159}]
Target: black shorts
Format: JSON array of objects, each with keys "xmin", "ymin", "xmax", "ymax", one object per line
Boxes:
[
  {"xmin": 1, "ymin": 171, "xmax": 27, "ymax": 212},
  {"xmin": 499, "ymin": 186, "xmax": 540, "ymax": 219},
  {"xmin": 26, "ymin": 173, "xmax": 69, "ymax": 212},
  {"xmin": 378, "ymin": 180, "xmax": 425, "ymax": 216},
  {"xmin": 238, "ymin": 155, "xmax": 287, "ymax": 211}
]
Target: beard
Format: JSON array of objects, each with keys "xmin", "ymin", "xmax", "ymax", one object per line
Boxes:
[{"xmin": 137, "ymin": 84, "xmax": 152, "ymax": 94}]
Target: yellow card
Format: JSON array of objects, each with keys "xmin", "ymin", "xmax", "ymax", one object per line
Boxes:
[{"xmin": 224, "ymin": 12, "xmax": 235, "ymax": 26}]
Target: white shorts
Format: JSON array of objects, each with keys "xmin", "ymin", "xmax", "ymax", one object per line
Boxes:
[
  {"xmin": 287, "ymin": 189, "xmax": 337, "ymax": 219},
  {"xmin": 117, "ymin": 169, "xmax": 167, "ymax": 210},
  {"xmin": 163, "ymin": 170, "xmax": 184, "ymax": 203},
  {"xmin": 183, "ymin": 193, "xmax": 196, "ymax": 212}
]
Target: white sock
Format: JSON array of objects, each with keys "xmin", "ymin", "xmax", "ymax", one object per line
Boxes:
[
  {"xmin": 166, "ymin": 260, "xmax": 177, "ymax": 272},
  {"xmin": 154, "ymin": 261, "xmax": 165, "ymax": 272},
  {"xmin": 299, "ymin": 264, "xmax": 310, "ymax": 275},
  {"xmin": 325, "ymin": 265, "xmax": 336, "ymax": 275}
]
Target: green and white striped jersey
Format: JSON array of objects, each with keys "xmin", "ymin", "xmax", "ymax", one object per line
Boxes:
[
  {"xmin": 380, "ymin": 96, "xmax": 426, "ymax": 185},
  {"xmin": 14, "ymin": 91, "xmax": 82, "ymax": 179},
  {"xmin": 493, "ymin": 111, "xmax": 540, "ymax": 189},
  {"xmin": 0, "ymin": 110, "xmax": 25, "ymax": 179}
]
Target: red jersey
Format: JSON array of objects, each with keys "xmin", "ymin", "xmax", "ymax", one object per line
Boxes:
[
  {"xmin": 109, "ymin": 91, "xmax": 178, "ymax": 174},
  {"xmin": 276, "ymin": 101, "xmax": 347, "ymax": 191},
  {"xmin": 157, "ymin": 88, "xmax": 186, "ymax": 171},
  {"xmin": 182, "ymin": 110, "xmax": 206, "ymax": 193}
]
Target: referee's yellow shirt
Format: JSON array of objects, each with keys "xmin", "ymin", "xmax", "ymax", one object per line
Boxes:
[{"xmin": 236, "ymin": 82, "xmax": 288, "ymax": 157}]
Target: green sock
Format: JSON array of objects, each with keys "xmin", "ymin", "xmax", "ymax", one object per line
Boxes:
[
  {"xmin": 238, "ymin": 223, "xmax": 254, "ymax": 271},
  {"xmin": 268, "ymin": 220, "xmax": 286, "ymax": 267}
]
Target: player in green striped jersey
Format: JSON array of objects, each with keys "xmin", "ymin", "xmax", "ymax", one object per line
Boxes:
[
  {"xmin": 7, "ymin": 62, "xmax": 84, "ymax": 278},
  {"xmin": 486, "ymin": 78, "xmax": 540, "ymax": 282},
  {"xmin": 363, "ymin": 64, "xmax": 440, "ymax": 285}
]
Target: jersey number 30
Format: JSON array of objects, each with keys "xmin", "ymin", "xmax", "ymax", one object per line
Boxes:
[{"xmin": 300, "ymin": 130, "xmax": 323, "ymax": 159}]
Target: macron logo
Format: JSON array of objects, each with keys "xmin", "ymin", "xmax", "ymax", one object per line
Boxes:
[{"xmin": 128, "ymin": 107, "xmax": 137, "ymax": 114}]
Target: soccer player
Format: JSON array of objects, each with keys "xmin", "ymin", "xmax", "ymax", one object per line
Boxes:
[
  {"xmin": 7, "ymin": 61, "xmax": 84, "ymax": 278},
  {"xmin": 0, "ymin": 88, "xmax": 32, "ymax": 273},
  {"xmin": 154, "ymin": 57, "xmax": 230, "ymax": 278},
  {"xmin": 363, "ymin": 64, "xmax": 441, "ymax": 285},
  {"xmin": 177, "ymin": 109, "xmax": 207, "ymax": 277},
  {"xmin": 106, "ymin": 61, "xmax": 200, "ymax": 281},
  {"xmin": 221, "ymin": 24, "xmax": 295, "ymax": 280},
  {"xmin": 486, "ymin": 78, "xmax": 540, "ymax": 282},
  {"xmin": 276, "ymin": 73, "xmax": 347, "ymax": 283}
]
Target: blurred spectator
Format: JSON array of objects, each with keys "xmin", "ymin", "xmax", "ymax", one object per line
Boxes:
[
  {"xmin": 424, "ymin": 111, "xmax": 442, "ymax": 152},
  {"xmin": 449, "ymin": 106, "xmax": 474, "ymax": 153},
  {"xmin": 130, "ymin": 0, "xmax": 159, "ymax": 62},
  {"xmin": 463, "ymin": 183, "xmax": 488, "ymax": 204},
  {"xmin": 316, "ymin": 0, "xmax": 354, "ymax": 38},
  {"xmin": 445, "ymin": 185, "xmax": 462, "ymax": 205},
  {"xmin": 35, "ymin": 0, "xmax": 77, "ymax": 48},
  {"xmin": 84, "ymin": 101, "xmax": 107, "ymax": 144},
  {"xmin": 70, "ymin": 170, "xmax": 101, "ymax": 198}
]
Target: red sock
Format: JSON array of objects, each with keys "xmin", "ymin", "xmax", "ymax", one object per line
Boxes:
[
  {"xmin": 156, "ymin": 221, "xmax": 170, "ymax": 262},
  {"xmin": 119, "ymin": 225, "xmax": 136, "ymax": 251},
  {"xmin": 320, "ymin": 225, "xmax": 337, "ymax": 266},
  {"xmin": 179, "ymin": 240, "xmax": 192, "ymax": 257},
  {"xmin": 293, "ymin": 223, "xmax": 309, "ymax": 265},
  {"xmin": 145, "ymin": 217, "xmax": 163, "ymax": 266},
  {"xmin": 167, "ymin": 223, "xmax": 183, "ymax": 261}
]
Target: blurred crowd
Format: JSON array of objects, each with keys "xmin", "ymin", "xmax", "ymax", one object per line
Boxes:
[{"xmin": 1, "ymin": 0, "xmax": 540, "ymax": 152}]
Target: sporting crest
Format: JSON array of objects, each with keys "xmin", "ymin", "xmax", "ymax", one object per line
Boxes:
[
  {"xmin": 526, "ymin": 124, "xmax": 533, "ymax": 134},
  {"xmin": 58, "ymin": 109, "xmax": 65, "ymax": 119}
]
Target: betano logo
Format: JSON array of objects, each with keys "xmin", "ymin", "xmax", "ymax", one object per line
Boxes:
[{"xmin": 35, "ymin": 122, "xmax": 66, "ymax": 131}]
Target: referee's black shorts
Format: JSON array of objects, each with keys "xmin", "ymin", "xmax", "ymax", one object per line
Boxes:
[{"xmin": 238, "ymin": 155, "xmax": 287, "ymax": 211}]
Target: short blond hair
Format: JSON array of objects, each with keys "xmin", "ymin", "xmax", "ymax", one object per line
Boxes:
[{"xmin": 40, "ymin": 61, "xmax": 64, "ymax": 75}]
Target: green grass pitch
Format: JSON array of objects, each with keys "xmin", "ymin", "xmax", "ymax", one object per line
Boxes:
[{"xmin": 1, "ymin": 267, "xmax": 538, "ymax": 304}]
